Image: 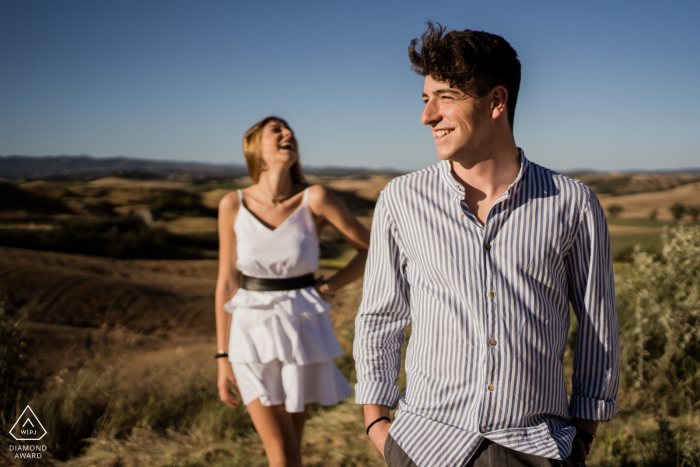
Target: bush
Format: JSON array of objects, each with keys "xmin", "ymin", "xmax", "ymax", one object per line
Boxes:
[
  {"xmin": 607, "ymin": 204, "xmax": 624, "ymax": 218},
  {"xmin": 593, "ymin": 415, "xmax": 700, "ymax": 467},
  {"xmin": 669, "ymin": 203, "xmax": 686, "ymax": 221},
  {"xmin": 615, "ymin": 225, "xmax": 700, "ymax": 413},
  {"xmin": 688, "ymin": 204, "xmax": 700, "ymax": 222}
]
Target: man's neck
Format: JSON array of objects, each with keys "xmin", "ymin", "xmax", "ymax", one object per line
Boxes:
[
  {"xmin": 449, "ymin": 141, "xmax": 521, "ymax": 226},
  {"xmin": 450, "ymin": 144, "xmax": 521, "ymax": 199}
]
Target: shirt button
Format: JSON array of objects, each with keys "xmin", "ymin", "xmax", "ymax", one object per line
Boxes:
[
  {"xmin": 484, "ymin": 243, "xmax": 491, "ymax": 251},
  {"xmin": 488, "ymin": 291, "xmax": 495, "ymax": 298},
  {"xmin": 460, "ymin": 213, "xmax": 465, "ymax": 217},
  {"xmin": 488, "ymin": 384, "xmax": 495, "ymax": 391},
  {"xmin": 489, "ymin": 339, "xmax": 497, "ymax": 346},
  {"xmin": 480, "ymin": 428, "xmax": 489, "ymax": 434},
  {"xmin": 455, "ymin": 185, "xmax": 461, "ymax": 190}
]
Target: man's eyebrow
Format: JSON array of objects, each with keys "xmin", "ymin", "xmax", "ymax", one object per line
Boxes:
[{"xmin": 422, "ymin": 89, "xmax": 461, "ymax": 98}]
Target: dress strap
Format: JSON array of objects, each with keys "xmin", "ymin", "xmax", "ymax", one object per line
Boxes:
[
  {"xmin": 237, "ymin": 189, "xmax": 244, "ymax": 204},
  {"xmin": 302, "ymin": 186, "xmax": 310, "ymax": 206}
]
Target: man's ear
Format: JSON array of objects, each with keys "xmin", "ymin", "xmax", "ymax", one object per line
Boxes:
[{"xmin": 490, "ymin": 85, "xmax": 508, "ymax": 121}]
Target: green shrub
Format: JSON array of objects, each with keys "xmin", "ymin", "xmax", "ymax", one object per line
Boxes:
[
  {"xmin": 688, "ymin": 204, "xmax": 700, "ymax": 222},
  {"xmin": 669, "ymin": 203, "xmax": 686, "ymax": 221},
  {"xmin": 615, "ymin": 225, "xmax": 700, "ymax": 413},
  {"xmin": 607, "ymin": 204, "xmax": 624, "ymax": 218},
  {"xmin": 593, "ymin": 415, "xmax": 700, "ymax": 467}
]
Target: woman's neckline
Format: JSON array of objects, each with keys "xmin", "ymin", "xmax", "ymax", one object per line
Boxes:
[{"xmin": 239, "ymin": 187, "xmax": 308, "ymax": 232}]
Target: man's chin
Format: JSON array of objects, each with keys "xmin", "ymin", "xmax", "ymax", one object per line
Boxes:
[{"xmin": 435, "ymin": 149, "xmax": 454, "ymax": 161}]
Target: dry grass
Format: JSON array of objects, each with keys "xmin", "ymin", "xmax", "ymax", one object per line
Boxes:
[
  {"xmin": 598, "ymin": 182, "xmax": 700, "ymax": 220},
  {"xmin": 88, "ymin": 178, "xmax": 192, "ymax": 189}
]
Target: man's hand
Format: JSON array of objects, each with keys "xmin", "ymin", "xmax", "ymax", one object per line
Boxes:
[
  {"xmin": 571, "ymin": 417, "xmax": 599, "ymax": 459},
  {"xmin": 369, "ymin": 419, "xmax": 391, "ymax": 458},
  {"xmin": 364, "ymin": 404, "xmax": 392, "ymax": 458}
]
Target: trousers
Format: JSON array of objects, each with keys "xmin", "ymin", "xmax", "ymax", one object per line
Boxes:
[{"xmin": 384, "ymin": 435, "xmax": 586, "ymax": 467}]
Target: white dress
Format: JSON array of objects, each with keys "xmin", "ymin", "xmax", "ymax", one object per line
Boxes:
[{"xmin": 224, "ymin": 188, "xmax": 353, "ymax": 413}]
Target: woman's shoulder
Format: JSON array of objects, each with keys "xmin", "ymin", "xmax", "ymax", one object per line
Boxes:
[
  {"xmin": 218, "ymin": 190, "xmax": 242, "ymax": 213},
  {"xmin": 306, "ymin": 183, "xmax": 350, "ymax": 217},
  {"xmin": 306, "ymin": 183, "xmax": 333, "ymax": 206}
]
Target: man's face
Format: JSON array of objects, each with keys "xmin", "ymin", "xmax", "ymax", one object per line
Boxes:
[{"xmin": 421, "ymin": 75, "xmax": 494, "ymax": 162}]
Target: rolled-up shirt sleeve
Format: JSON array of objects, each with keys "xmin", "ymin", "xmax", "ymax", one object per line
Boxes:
[
  {"xmin": 565, "ymin": 190, "xmax": 620, "ymax": 421},
  {"xmin": 354, "ymin": 192, "xmax": 411, "ymax": 408}
]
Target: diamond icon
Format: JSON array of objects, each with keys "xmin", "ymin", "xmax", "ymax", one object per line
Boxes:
[{"xmin": 9, "ymin": 406, "xmax": 47, "ymax": 441}]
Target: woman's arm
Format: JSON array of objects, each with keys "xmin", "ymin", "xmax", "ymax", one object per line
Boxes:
[
  {"xmin": 307, "ymin": 184, "xmax": 370, "ymax": 295},
  {"xmin": 215, "ymin": 192, "xmax": 241, "ymax": 408}
]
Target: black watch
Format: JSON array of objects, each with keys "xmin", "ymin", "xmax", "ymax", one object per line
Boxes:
[{"xmin": 574, "ymin": 426, "xmax": 595, "ymax": 455}]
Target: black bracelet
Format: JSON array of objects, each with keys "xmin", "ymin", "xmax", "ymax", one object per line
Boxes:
[
  {"xmin": 215, "ymin": 352, "xmax": 229, "ymax": 359},
  {"xmin": 366, "ymin": 416, "xmax": 391, "ymax": 435}
]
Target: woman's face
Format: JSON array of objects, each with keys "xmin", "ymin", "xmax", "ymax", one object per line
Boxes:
[{"xmin": 260, "ymin": 120, "xmax": 298, "ymax": 168}]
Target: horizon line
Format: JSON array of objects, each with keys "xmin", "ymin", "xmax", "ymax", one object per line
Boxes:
[{"xmin": 2, "ymin": 153, "xmax": 700, "ymax": 175}]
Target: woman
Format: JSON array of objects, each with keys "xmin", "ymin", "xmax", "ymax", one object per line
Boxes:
[{"xmin": 215, "ymin": 116, "xmax": 370, "ymax": 467}]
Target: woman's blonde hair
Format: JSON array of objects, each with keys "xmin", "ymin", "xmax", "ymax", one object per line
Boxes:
[{"xmin": 242, "ymin": 116, "xmax": 307, "ymax": 184}]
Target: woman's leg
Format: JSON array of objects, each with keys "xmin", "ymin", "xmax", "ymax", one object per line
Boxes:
[
  {"xmin": 290, "ymin": 405, "xmax": 309, "ymax": 444},
  {"xmin": 247, "ymin": 399, "xmax": 302, "ymax": 467}
]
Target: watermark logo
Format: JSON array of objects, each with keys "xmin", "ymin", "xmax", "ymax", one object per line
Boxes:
[{"xmin": 9, "ymin": 405, "xmax": 47, "ymax": 441}]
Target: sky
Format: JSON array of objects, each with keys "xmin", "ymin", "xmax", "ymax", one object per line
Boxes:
[{"xmin": 1, "ymin": 0, "xmax": 699, "ymax": 172}]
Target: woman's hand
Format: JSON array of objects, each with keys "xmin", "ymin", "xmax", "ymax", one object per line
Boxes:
[
  {"xmin": 217, "ymin": 358, "xmax": 240, "ymax": 409},
  {"xmin": 314, "ymin": 275, "xmax": 335, "ymax": 301}
]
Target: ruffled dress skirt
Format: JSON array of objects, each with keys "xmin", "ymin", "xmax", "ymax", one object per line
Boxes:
[{"xmin": 224, "ymin": 286, "xmax": 353, "ymax": 413}]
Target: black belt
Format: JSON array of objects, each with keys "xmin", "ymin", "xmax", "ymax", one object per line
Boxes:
[{"xmin": 240, "ymin": 273, "xmax": 316, "ymax": 292}]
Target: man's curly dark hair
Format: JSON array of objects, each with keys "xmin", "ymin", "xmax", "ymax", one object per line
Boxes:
[{"xmin": 409, "ymin": 22, "xmax": 521, "ymax": 129}]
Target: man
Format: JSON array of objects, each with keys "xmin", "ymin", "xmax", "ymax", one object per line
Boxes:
[{"xmin": 354, "ymin": 23, "xmax": 619, "ymax": 466}]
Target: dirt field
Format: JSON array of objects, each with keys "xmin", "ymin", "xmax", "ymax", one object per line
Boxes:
[
  {"xmin": 0, "ymin": 243, "xmax": 365, "ymax": 388},
  {"xmin": 598, "ymin": 181, "xmax": 700, "ymax": 220}
]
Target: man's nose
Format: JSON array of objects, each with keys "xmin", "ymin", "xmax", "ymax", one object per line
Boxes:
[{"xmin": 421, "ymin": 99, "xmax": 439, "ymax": 126}]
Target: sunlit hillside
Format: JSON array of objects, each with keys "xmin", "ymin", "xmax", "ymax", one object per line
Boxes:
[{"xmin": 1, "ymin": 169, "xmax": 699, "ymax": 466}]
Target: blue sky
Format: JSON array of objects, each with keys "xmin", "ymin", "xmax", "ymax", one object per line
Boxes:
[{"xmin": 1, "ymin": 0, "xmax": 698, "ymax": 172}]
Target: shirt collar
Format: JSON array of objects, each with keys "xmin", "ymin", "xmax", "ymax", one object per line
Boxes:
[{"xmin": 440, "ymin": 148, "xmax": 530, "ymax": 199}]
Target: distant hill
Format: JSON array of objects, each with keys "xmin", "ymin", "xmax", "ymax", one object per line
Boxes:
[
  {"xmin": 0, "ymin": 155, "xmax": 403, "ymax": 181},
  {"xmin": 0, "ymin": 155, "xmax": 249, "ymax": 180},
  {"xmin": 566, "ymin": 172, "xmax": 700, "ymax": 196}
]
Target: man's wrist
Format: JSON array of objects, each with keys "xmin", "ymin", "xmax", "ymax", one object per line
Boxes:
[
  {"xmin": 366, "ymin": 416, "xmax": 391, "ymax": 435},
  {"xmin": 574, "ymin": 426, "xmax": 595, "ymax": 455},
  {"xmin": 571, "ymin": 418, "xmax": 598, "ymax": 455}
]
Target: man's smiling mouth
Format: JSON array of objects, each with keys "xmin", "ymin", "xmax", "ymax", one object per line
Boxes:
[{"xmin": 432, "ymin": 129, "xmax": 454, "ymax": 138}]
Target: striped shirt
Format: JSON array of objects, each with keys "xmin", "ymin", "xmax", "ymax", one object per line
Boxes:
[{"xmin": 354, "ymin": 150, "xmax": 619, "ymax": 466}]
